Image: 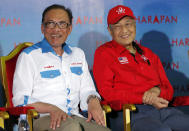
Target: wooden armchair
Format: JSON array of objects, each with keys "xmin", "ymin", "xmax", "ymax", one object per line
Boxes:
[
  {"xmin": 0, "ymin": 42, "xmax": 112, "ymax": 130},
  {"xmin": 0, "ymin": 42, "xmax": 38, "ymax": 131}
]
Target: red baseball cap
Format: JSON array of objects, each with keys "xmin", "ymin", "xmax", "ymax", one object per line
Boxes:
[{"xmin": 107, "ymin": 5, "xmax": 136, "ymax": 25}]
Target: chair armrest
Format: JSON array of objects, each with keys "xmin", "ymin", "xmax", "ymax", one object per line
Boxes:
[
  {"xmin": 0, "ymin": 110, "xmax": 9, "ymax": 129},
  {"xmin": 123, "ymin": 104, "xmax": 136, "ymax": 111},
  {"xmin": 102, "ymin": 105, "xmax": 112, "ymax": 127},
  {"xmin": 6, "ymin": 106, "xmax": 35, "ymax": 115},
  {"xmin": 27, "ymin": 109, "xmax": 38, "ymax": 118},
  {"xmin": 102, "ymin": 105, "xmax": 112, "ymax": 113},
  {"xmin": 123, "ymin": 104, "xmax": 136, "ymax": 131},
  {"xmin": 0, "ymin": 107, "xmax": 9, "ymax": 119},
  {"xmin": 0, "ymin": 111, "xmax": 9, "ymax": 120}
]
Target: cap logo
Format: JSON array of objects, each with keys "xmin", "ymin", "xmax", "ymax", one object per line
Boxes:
[{"xmin": 116, "ymin": 7, "xmax": 125, "ymax": 14}]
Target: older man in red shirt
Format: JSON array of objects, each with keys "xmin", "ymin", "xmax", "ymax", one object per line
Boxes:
[{"xmin": 93, "ymin": 5, "xmax": 189, "ymax": 131}]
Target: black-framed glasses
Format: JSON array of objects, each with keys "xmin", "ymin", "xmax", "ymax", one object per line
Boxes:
[
  {"xmin": 44, "ymin": 21, "xmax": 70, "ymax": 29},
  {"xmin": 110, "ymin": 21, "xmax": 136, "ymax": 31}
]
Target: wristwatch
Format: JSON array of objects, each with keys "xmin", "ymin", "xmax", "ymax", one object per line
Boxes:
[{"xmin": 87, "ymin": 95, "xmax": 100, "ymax": 104}]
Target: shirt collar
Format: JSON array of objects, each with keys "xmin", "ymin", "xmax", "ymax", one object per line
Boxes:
[
  {"xmin": 111, "ymin": 40, "xmax": 130, "ymax": 55},
  {"xmin": 40, "ymin": 38, "xmax": 72, "ymax": 55}
]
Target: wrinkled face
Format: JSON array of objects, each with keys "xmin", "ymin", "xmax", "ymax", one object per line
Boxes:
[
  {"xmin": 108, "ymin": 17, "xmax": 136, "ymax": 47},
  {"xmin": 41, "ymin": 9, "xmax": 72, "ymax": 48}
]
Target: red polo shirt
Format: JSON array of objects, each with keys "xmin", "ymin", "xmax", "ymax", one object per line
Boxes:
[{"xmin": 93, "ymin": 40, "xmax": 173, "ymax": 110}]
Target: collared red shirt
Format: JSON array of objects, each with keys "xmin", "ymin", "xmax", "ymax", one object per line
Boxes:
[
  {"xmin": 13, "ymin": 38, "xmax": 100, "ymax": 116},
  {"xmin": 93, "ymin": 40, "xmax": 173, "ymax": 110}
]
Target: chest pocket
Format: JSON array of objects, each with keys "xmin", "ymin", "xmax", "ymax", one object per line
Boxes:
[
  {"xmin": 70, "ymin": 67, "xmax": 83, "ymax": 75},
  {"xmin": 40, "ymin": 70, "xmax": 61, "ymax": 78}
]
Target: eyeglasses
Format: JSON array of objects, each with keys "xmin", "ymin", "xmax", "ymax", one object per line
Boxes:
[
  {"xmin": 44, "ymin": 21, "xmax": 70, "ymax": 29},
  {"xmin": 110, "ymin": 22, "xmax": 136, "ymax": 31}
]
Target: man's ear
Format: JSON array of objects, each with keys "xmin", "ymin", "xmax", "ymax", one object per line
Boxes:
[
  {"xmin": 67, "ymin": 25, "xmax": 73, "ymax": 35},
  {"xmin": 107, "ymin": 26, "xmax": 113, "ymax": 37}
]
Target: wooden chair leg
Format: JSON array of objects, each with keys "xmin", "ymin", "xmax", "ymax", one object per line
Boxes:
[
  {"xmin": 123, "ymin": 108, "xmax": 131, "ymax": 131},
  {"xmin": 0, "ymin": 111, "xmax": 9, "ymax": 129},
  {"xmin": 27, "ymin": 109, "xmax": 38, "ymax": 131},
  {"xmin": 123, "ymin": 104, "xmax": 136, "ymax": 131},
  {"xmin": 102, "ymin": 105, "xmax": 112, "ymax": 127}
]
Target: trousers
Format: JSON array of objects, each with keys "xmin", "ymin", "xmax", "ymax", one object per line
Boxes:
[
  {"xmin": 33, "ymin": 116, "xmax": 110, "ymax": 131},
  {"xmin": 131, "ymin": 105, "xmax": 189, "ymax": 131},
  {"xmin": 33, "ymin": 115, "xmax": 111, "ymax": 131}
]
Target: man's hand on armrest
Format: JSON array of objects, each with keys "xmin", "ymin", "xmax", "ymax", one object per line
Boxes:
[
  {"xmin": 87, "ymin": 96, "xmax": 105, "ymax": 126},
  {"xmin": 27, "ymin": 102, "xmax": 71, "ymax": 130},
  {"xmin": 142, "ymin": 87, "xmax": 169, "ymax": 109},
  {"xmin": 143, "ymin": 87, "xmax": 161, "ymax": 105}
]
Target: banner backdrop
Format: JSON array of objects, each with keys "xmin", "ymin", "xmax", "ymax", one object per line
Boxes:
[{"xmin": 0, "ymin": 0, "xmax": 189, "ymax": 105}]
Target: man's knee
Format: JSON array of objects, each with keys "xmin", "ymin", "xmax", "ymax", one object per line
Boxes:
[
  {"xmin": 97, "ymin": 127, "xmax": 111, "ymax": 131},
  {"xmin": 153, "ymin": 126, "xmax": 172, "ymax": 131},
  {"xmin": 132, "ymin": 118, "xmax": 172, "ymax": 131},
  {"xmin": 132, "ymin": 125, "xmax": 171, "ymax": 131}
]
